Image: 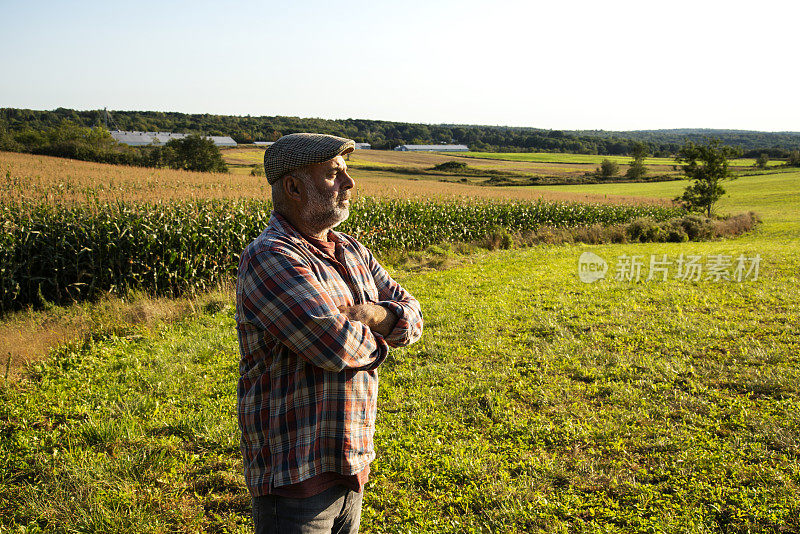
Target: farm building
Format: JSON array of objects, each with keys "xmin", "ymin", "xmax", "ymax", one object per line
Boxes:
[
  {"xmin": 207, "ymin": 136, "xmax": 237, "ymax": 147},
  {"xmin": 254, "ymin": 141, "xmax": 274, "ymax": 146},
  {"xmin": 110, "ymin": 131, "xmax": 237, "ymax": 147},
  {"xmin": 394, "ymin": 144, "xmax": 468, "ymax": 152}
]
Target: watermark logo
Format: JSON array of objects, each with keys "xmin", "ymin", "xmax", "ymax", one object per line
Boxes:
[
  {"xmin": 578, "ymin": 252, "xmax": 609, "ymax": 283},
  {"xmin": 578, "ymin": 253, "xmax": 761, "ymax": 283}
]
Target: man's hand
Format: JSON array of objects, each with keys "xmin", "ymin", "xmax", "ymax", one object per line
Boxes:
[{"xmin": 338, "ymin": 303, "xmax": 398, "ymax": 338}]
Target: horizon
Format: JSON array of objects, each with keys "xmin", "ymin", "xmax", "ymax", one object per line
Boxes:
[
  {"xmin": 7, "ymin": 106, "xmax": 800, "ymax": 136},
  {"xmin": 2, "ymin": 0, "xmax": 798, "ymax": 133}
]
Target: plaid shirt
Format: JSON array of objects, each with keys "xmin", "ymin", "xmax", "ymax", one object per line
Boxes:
[{"xmin": 236, "ymin": 213, "xmax": 423, "ymax": 496}]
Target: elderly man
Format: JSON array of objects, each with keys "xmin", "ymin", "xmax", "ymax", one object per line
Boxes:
[{"xmin": 236, "ymin": 133, "xmax": 423, "ymax": 533}]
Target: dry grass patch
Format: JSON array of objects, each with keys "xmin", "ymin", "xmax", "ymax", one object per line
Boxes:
[{"xmin": 713, "ymin": 211, "xmax": 761, "ymax": 235}]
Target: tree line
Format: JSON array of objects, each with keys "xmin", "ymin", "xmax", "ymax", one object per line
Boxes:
[
  {"xmin": 3, "ymin": 107, "xmax": 800, "ymax": 156},
  {"xmin": 0, "ymin": 120, "xmax": 227, "ymax": 172}
]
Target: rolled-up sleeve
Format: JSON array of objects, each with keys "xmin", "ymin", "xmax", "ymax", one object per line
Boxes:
[{"xmin": 239, "ymin": 249, "xmax": 388, "ymax": 372}]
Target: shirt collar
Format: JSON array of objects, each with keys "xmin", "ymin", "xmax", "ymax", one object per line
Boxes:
[{"xmin": 268, "ymin": 212, "xmax": 345, "ymax": 248}]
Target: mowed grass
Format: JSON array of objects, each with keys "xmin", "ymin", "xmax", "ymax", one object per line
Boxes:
[{"xmin": 1, "ymin": 165, "xmax": 799, "ymax": 531}]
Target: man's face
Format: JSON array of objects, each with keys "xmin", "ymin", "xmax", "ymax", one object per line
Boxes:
[{"xmin": 299, "ymin": 155, "xmax": 354, "ymax": 232}]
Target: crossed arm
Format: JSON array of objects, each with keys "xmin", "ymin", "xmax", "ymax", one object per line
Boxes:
[
  {"xmin": 338, "ymin": 303, "xmax": 399, "ymax": 338},
  {"xmin": 239, "ymin": 246, "xmax": 421, "ymax": 372}
]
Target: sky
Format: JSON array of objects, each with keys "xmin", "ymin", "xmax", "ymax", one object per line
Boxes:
[{"xmin": 1, "ymin": 0, "xmax": 798, "ymax": 132}]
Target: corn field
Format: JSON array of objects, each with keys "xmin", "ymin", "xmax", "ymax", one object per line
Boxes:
[
  {"xmin": 346, "ymin": 197, "xmax": 682, "ymax": 251},
  {"xmin": 0, "ymin": 197, "xmax": 682, "ymax": 311}
]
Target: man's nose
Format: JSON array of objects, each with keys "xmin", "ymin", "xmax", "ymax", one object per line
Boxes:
[{"xmin": 340, "ymin": 170, "xmax": 355, "ymax": 190}]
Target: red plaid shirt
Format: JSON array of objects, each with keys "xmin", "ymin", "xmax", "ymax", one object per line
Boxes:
[{"xmin": 236, "ymin": 213, "xmax": 423, "ymax": 496}]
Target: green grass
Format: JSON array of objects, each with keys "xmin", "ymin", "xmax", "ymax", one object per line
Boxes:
[
  {"xmin": 1, "ymin": 169, "xmax": 799, "ymax": 532},
  {"xmin": 0, "ymin": 311, "xmax": 249, "ymax": 532},
  {"xmin": 455, "ymin": 151, "xmax": 785, "ymax": 168},
  {"xmin": 366, "ymin": 239, "xmax": 799, "ymax": 533}
]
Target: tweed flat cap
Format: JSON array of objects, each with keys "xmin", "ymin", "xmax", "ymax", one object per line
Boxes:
[{"xmin": 264, "ymin": 133, "xmax": 355, "ymax": 184}]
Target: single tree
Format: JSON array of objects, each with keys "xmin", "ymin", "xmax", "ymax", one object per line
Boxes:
[
  {"xmin": 625, "ymin": 141, "xmax": 648, "ymax": 179},
  {"xmin": 675, "ymin": 139, "xmax": 741, "ymax": 217},
  {"xmin": 596, "ymin": 158, "xmax": 620, "ymax": 178},
  {"xmin": 754, "ymin": 153, "xmax": 769, "ymax": 169},
  {"xmin": 786, "ymin": 149, "xmax": 800, "ymax": 167},
  {"xmin": 164, "ymin": 134, "xmax": 228, "ymax": 172}
]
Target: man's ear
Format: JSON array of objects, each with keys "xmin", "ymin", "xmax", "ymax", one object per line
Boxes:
[{"xmin": 282, "ymin": 174, "xmax": 303, "ymax": 202}]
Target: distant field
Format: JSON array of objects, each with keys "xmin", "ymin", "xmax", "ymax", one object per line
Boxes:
[
  {"xmin": 223, "ymin": 147, "xmax": 784, "ymax": 182},
  {"xmin": 453, "ymin": 151, "xmax": 784, "ymax": 168},
  {"xmin": 1, "ymin": 151, "xmax": 670, "ymax": 206},
  {"xmin": 455, "ymin": 151, "xmax": 678, "ymax": 166},
  {"xmin": 222, "ymin": 147, "xmax": 682, "ymax": 179},
  {"xmin": 4, "ymin": 150, "xmax": 788, "ymax": 211}
]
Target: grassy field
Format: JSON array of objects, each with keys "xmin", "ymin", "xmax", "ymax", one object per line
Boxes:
[
  {"xmin": 521, "ymin": 170, "xmax": 800, "ymax": 239},
  {"xmin": 1, "ymin": 158, "xmax": 799, "ymax": 531}
]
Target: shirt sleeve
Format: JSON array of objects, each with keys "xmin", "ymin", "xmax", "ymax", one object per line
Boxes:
[
  {"xmin": 362, "ymin": 245, "xmax": 424, "ymax": 348},
  {"xmin": 238, "ymin": 249, "xmax": 388, "ymax": 372}
]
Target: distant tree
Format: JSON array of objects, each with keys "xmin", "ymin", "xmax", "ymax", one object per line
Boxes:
[
  {"xmin": 232, "ymin": 132, "xmax": 254, "ymax": 144},
  {"xmin": 754, "ymin": 153, "xmax": 769, "ymax": 169},
  {"xmin": 44, "ymin": 122, "xmax": 118, "ymax": 159},
  {"xmin": 163, "ymin": 134, "xmax": 228, "ymax": 172},
  {"xmin": 0, "ymin": 123, "xmax": 23, "ymax": 152},
  {"xmin": 625, "ymin": 141, "xmax": 648, "ymax": 179},
  {"xmin": 786, "ymin": 150, "xmax": 800, "ymax": 167},
  {"xmin": 596, "ymin": 158, "xmax": 620, "ymax": 178},
  {"xmin": 675, "ymin": 139, "xmax": 741, "ymax": 217},
  {"xmin": 630, "ymin": 141, "xmax": 649, "ymax": 160}
]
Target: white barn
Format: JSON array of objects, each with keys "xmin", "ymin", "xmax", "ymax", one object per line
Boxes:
[
  {"xmin": 206, "ymin": 136, "xmax": 237, "ymax": 147},
  {"xmin": 394, "ymin": 144, "xmax": 468, "ymax": 152}
]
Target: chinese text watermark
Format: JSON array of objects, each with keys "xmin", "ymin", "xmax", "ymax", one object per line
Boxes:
[{"xmin": 578, "ymin": 252, "xmax": 761, "ymax": 283}]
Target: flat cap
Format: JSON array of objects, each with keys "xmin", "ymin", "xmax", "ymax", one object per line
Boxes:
[{"xmin": 264, "ymin": 133, "xmax": 355, "ymax": 184}]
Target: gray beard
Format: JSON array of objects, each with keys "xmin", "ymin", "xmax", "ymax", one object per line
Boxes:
[{"xmin": 304, "ymin": 189, "xmax": 349, "ymax": 234}]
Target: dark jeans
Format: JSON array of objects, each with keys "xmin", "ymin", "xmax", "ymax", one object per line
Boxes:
[{"xmin": 252, "ymin": 485, "xmax": 363, "ymax": 534}]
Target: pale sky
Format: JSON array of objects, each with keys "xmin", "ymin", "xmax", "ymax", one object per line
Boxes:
[{"xmin": 1, "ymin": 0, "xmax": 798, "ymax": 132}]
